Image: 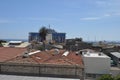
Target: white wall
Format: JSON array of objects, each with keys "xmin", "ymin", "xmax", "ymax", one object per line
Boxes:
[
  {"xmin": 83, "ymin": 55, "xmax": 110, "ymax": 74},
  {"xmin": 46, "ymin": 34, "xmax": 52, "ymax": 43}
]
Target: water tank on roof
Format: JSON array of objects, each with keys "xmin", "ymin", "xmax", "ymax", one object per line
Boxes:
[
  {"xmin": 22, "ymin": 52, "xmax": 29, "ymax": 58},
  {"xmin": 62, "ymin": 51, "xmax": 69, "ymax": 56},
  {"xmin": 54, "ymin": 49, "xmax": 60, "ymax": 54}
]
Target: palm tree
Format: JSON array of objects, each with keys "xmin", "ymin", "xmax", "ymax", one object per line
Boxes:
[{"xmin": 39, "ymin": 26, "xmax": 48, "ymax": 50}]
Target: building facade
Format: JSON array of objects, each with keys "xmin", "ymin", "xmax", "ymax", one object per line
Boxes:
[
  {"xmin": 52, "ymin": 33, "xmax": 66, "ymax": 43},
  {"xmin": 29, "ymin": 30, "xmax": 66, "ymax": 43},
  {"xmin": 82, "ymin": 52, "xmax": 111, "ymax": 79},
  {"xmin": 110, "ymin": 52, "xmax": 120, "ymax": 68},
  {"xmin": 29, "ymin": 32, "xmax": 40, "ymax": 42}
]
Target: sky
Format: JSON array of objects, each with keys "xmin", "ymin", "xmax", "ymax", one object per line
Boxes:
[{"xmin": 0, "ymin": 0, "xmax": 120, "ymax": 41}]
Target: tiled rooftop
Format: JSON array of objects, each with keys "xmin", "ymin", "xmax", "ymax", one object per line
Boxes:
[
  {"xmin": 7, "ymin": 49, "xmax": 83, "ymax": 67},
  {"xmin": 0, "ymin": 47, "xmax": 26, "ymax": 62}
]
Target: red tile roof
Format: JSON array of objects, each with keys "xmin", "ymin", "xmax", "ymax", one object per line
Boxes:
[
  {"xmin": 0, "ymin": 47, "xmax": 26, "ymax": 62},
  {"xmin": 7, "ymin": 49, "xmax": 83, "ymax": 67}
]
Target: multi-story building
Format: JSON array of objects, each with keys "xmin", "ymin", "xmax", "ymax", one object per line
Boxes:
[
  {"xmin": 82, "ymin": 51, "xmax": 111, "ymax": 79},
  {"xmin": 46, "ymin": 33, "xmax": 66, "ymax": 43},
  {"xmin": 29, "ymin": 32, "xmax": 40, "ymax": 42},
  {"xmin": 29, "ymin": 28, "xmax": 66, "ymax": 43}
]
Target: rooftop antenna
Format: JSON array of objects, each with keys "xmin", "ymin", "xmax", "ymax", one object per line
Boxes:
[
  {"xmin": 95, "ymin": 36, "xmax": 96, "ymax": 42},
  {"xmin": 48, "ymin": 24, "xmax": 50, "ymax": 29}
]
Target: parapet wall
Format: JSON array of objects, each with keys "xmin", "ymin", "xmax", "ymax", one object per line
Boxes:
[{"xmin": 0, "ymin": 62, "xmax": 84, "ymax": 79}]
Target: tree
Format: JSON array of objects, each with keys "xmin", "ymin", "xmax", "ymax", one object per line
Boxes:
[
  {"xmin": 39, "ymin": 27, "xmax": 48, "ymax": 42},
  {"xmin": 39, "ymin": 26, "xmax": 48, "ymax": 50},
  {"xmin": 114, "ymin": 75, "xmax": 120, "ymax": 80},
  {"xmin": 98, "ymin": 75, "xmax": 114, "ymax": 80},
  {"xmin": 98, "ymin": 75, "xmax": 120, "ymax": 80}
]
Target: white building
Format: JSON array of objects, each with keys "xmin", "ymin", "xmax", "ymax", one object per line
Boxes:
[
  {"xmin": 82, "ymin": 52, "xmax": 111, "ymax": 79},
  {"xmin": 46, "ymin": 34, "xmax": 53, "ymax": 43},
  {"xmin": 2, "ymin": 41, "xmax": 30, "ymax": 48},
  {"xmin": 110, "ymin": 52, "xmax": 120, "ymax": 67}
]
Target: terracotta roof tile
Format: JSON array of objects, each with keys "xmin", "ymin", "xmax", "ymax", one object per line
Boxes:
[
  {"xmin": 0, "ymin": 47, "xmax": 26, "ymax": 62},
  {"xmin": 7, "ymin": 56, "xmax": 38, "ymax": 64},
  {"xmin": 6, "ymin": 49, "xmax": 83, "ymax": 67}
]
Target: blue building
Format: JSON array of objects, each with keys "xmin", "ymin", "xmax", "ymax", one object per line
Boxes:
[
  {"xmin": 52, "ymin": 33, "xmax": 66, "ymax": 43},
  {"xmin": 29, "ymin": 29, "xmax": 66, "ymax": 43},
  {"xmin": 29, "ymin": 32, "xmax": 40, "ymax": 42}
]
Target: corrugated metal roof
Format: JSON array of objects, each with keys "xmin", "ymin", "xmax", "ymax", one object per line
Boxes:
[{"xmin": 111, "ymin": 52, "xmax": 120, "ymax": 58}]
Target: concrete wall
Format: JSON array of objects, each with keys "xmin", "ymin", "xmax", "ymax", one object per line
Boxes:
[
  {"xmin": 0, "ymin": 63, "xmax": 84, "ymax": 79},
  {"xmin": 83, "ymin": 56, "xmax": 110, "ymax": 74},
  {"xmin": 110, "ymin": 67, "xmax": 120, "ymax": 76}
]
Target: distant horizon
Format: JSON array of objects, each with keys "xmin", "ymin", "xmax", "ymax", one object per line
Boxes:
[
  {"xmin": 1, "ymin": 38, "xmax": 120, "ymax": 42},
  {"xmin": 0, "ymin": 0, "xmax": 120, "ymax": 41}
]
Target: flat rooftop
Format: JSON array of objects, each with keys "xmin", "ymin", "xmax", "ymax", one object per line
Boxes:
[
  {"xmin": 110, "ymin": 52, "xmax": 120, "ymax": 58},
  {"xmin": 83, "ymin": 52, "xmax": 110, "ymax": 58},
  {"xmin": 7, "ymin": 49, "xmax": 83, "ymax": 67}
]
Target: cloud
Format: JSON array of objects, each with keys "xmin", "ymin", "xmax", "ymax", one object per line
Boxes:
[
  {"xmin": 0, "ymin": 20, "xmax": 15, "ymax": 23},
  {"xmin": 80, "ymin": 17, "xmax": 101, "ymax": 21},
  {"xmin": 80, "ymin": 14, "xmax": 112, "ymax": 21}
]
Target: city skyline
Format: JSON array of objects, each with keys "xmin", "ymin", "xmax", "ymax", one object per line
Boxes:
[{"xmin": 0, "ymin": 0, "xmax": 120, "ymax": 41}]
